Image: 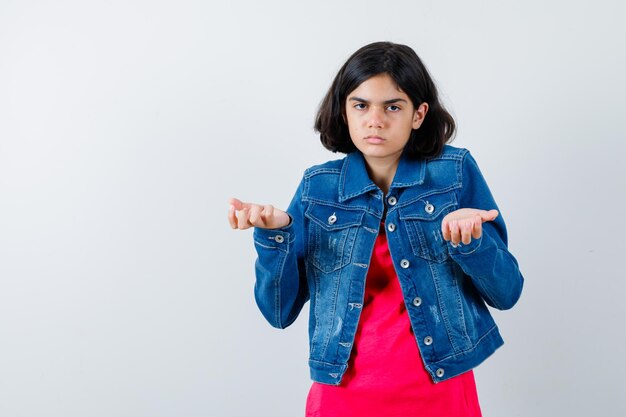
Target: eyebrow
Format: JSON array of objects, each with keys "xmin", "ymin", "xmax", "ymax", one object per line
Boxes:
[{"xmin": 348, "ymin": 96, "xmax": 408, "ymax": 105}]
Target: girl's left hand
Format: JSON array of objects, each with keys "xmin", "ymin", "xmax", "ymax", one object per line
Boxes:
[{"xmin": 441, "ymin": 208, "xmax": 499, "ymax": 246}]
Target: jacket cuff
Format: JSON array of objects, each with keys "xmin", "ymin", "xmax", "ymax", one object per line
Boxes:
[
  {"xmin": 447, "ymin": 234, "xmax": 483, "ymax": 256},
  {"xmin": 253, "ymin": 223, "xmax": 294, "ymax": 252}
]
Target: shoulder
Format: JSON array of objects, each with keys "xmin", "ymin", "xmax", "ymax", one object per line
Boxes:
[
  {"xmin": 292, "ymin": 156, "xmax": 346, "ymax": 202},
  {"xmin": 303, "ymin": 156, "xmax": 345, "ymax": 178},
  {"xmin": 416, "ymin": 145, "xmax": 469, "ymax": 188},
  {"xmin": 428, "ymin": 144, "xmax": 469, "ymax": 162},
  {"xmin": 418, "ymin": 145, "xmax": 486, "ymax": 191},
  {"xmin": 430, "ymin": 145, "xmax": 486, "ymax": 175}
]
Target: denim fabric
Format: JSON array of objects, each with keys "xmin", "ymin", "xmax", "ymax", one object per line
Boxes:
[{"xmin": 252, "ymin": 145, "xmax": 524, "ymax": 385}]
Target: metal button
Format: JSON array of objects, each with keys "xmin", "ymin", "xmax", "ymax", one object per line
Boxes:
[
  {"xmin": 400, "ymin": 259, "xmax": 410, "ymax": 269},
  {"xmin": 412, "ymin": 297, "xmax": 422, "ymax": 307},
  {"xmin": 274, "ymin": 235, "xmax": 284, "ymax": 243},
  {"xmin": 328, "ymin": 213, "xmax": 337, "ymax": 224},
  {"xmin": 424, "ymin": 202, "xmax": 435, "ymax": 214},
  {"xmin": 387, "ymin": 196, "xmax": 397, "ymax": 206},
  {"xmin": 436, "ymin": 368, "xmax": 445, "ymax": 377},
  {"xmin": 424, "ymin": 336, "xmax": 433, "ymax": 346},
  {"xmin": 387, "ymin": 223, "xmax": 396, "ymax": 232}
]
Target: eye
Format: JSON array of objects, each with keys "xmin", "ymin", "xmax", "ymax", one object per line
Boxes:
[
  {"xmin": 387, "ymin": 105, "xmax": 401, "ymax": 112},
  {"xmin": 353, "ymin": 103, "xmax": 367, "ymax": 110}
]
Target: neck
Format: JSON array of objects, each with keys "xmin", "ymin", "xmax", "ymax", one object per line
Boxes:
[{"xmin": 362, "ymin": 153, "xmax": 401, "ymax": 195}]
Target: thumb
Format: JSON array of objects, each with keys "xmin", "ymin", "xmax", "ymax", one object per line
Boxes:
[
  {"xmin": 229, "ymin": 197, "xmax": 247, "ymax": 211},
  {"xmin": 480, "ymin": 209, "xmax": 499, "ymax": 222}
]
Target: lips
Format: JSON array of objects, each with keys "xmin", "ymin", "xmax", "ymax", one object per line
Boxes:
[{"xmin": 365, "ymin": 135, "xmax": 385, "ymax": 144}]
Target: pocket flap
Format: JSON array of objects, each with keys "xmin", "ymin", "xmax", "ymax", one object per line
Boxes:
[
  {"xmin": 305, "ymin": 203, "xmax": 364, "ymax": 231},
  {"xmin": 399, "ymin": 191, "xmax": 456, "ymax": 221}
]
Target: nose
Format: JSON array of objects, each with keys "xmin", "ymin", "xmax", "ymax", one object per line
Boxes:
[{"xmin": 367, "ymin": 107, "xmax": 385, "ymax": 129}]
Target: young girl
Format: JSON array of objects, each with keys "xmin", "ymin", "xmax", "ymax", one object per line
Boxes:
[{"xmin": 228, "ymin": 41, "xmax": 523, "ymax": 416}]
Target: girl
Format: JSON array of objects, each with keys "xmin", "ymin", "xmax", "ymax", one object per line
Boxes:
[{"xmin": 227, "ymin": 41, "xmax": 523, "ymax": 416}]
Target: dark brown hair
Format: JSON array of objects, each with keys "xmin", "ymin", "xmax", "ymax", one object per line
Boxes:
[{"xmin": 314, "ymin": 41, "xmax": 455, "ymax": 159}]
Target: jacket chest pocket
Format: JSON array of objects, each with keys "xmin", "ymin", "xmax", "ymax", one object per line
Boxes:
[
  {"xmin": 400, "ymin": 191, "xmax": 457, "ymax": 263},
  {"xmin": 305, "ymin": 203, "xmax": 364, "ymax": 273}
]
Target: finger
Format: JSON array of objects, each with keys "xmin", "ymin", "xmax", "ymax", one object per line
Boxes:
[
  {"xmin": 461, "ymin": 219, "xmax": 472, "ymax": 245},
  {"xmin": 441, "ymin": 220, "xmax": 451, "ymax": 241},
  {"xmin": 229, "ymin": 197, "xmax": 242, "ymax": 209},
  {"xmin": 471, "ymin": 215, "xmax": 482, "ymax": 239},
  {"xmin": 250, "ymin": 205, "xmax": 266, "ymax": 227},
  {"xmin": 229, "ymin": 197, "xmax": 249, "ymax": 211},
  {"xmin": 450, "ymin": 220, "xmax": 461, "ymax": 244},
  {"xmin": 473, "ymin": 215, "xmax": 483, "ymax": 239},
  {"xmin": 237, "ymin": 207, "xmax": 251, "ymax": 229},
  {"xmin": 262, "ymin": 205, "xmax": 274, "ymax": 226},
  {"xmin": 228, "ymin": 204, "xmax": 238, "ymax": 229},
  {"xmin": 480, "ymin": 209, "xmax": 499, "ymax": 222}
]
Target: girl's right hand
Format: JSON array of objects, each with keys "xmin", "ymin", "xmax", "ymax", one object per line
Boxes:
[{"xmin": 228, "ymin": 197, "xmax": 291, "ymax": 230}]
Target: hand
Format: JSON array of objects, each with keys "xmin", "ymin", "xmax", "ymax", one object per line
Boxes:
[
  {"xmin": 228, "ymin": 197, "xmax": 291, "ymax": 230},
  {"xmin": 441, "ymin": 208, "xmax": 499, "ymax": 246}
]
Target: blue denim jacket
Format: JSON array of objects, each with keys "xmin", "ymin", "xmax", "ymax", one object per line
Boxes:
[{"xmin": 252, "ymin": 145, "xmax": 523, "ymax": 385}]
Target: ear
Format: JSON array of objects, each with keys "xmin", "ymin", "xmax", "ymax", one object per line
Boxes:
[{"xmin": 412, "ymin": 102, "xmax": 429, "ymax": 129}]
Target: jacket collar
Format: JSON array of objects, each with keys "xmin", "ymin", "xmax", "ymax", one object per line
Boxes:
[{"xmin": 338, "ymin": 150, "xmax": 426, "ymax": 202}]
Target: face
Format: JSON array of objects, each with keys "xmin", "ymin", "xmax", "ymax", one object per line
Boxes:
[{"xmin": 345, "ymin": 73, "xmax": 428, "ymax": 167}]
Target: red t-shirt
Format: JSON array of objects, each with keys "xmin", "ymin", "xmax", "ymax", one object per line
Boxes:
[{"xmin": 305, "ymin": 223, "xmax": 482, "ymax": 417}]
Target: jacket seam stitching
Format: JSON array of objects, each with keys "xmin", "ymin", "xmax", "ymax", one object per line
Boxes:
[
  {"xmin": 274, "ymin": 239, "xmax": 289, "ymax": 327},
  {"xmin": 430, "ymin": 324, "xmax": 500, "ymax": 363}
]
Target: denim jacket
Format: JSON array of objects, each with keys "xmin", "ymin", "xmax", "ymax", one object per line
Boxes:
[{"xmin": 252, "ymin": 145, "xmax": 524, "ymax": 385}]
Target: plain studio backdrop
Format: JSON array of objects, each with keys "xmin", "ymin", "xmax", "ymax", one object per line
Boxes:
[{"xmin": 1, "ymin": 1, "xmax": 624, "ymax": 416}]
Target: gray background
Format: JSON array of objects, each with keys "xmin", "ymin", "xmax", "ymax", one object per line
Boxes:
[{"xmin": 1, "ymin": 0, "xmax": 625, "ymax": 416}]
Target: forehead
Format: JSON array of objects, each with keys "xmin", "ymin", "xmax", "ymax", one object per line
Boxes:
[{"xmin": 348, "ymin": 73, "xmax": 408, "ymax": 99}]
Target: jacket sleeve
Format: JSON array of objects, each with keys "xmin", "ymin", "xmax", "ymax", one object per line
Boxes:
[
  {"xmin": 252, "ymin": 174, "xmax": 309, "ymax": 328},
  {"xmin": 447, "ymin": 151, "xmax": 524, "ymax": 310}
]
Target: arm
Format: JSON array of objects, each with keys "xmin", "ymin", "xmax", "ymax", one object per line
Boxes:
[
  {"xmin": 228, "ymin": 176, "xmax": 309, "ymax": 328},
  {"xmin": 443, "ymin": 151, "xmax": 524, "ymax": 310}
]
